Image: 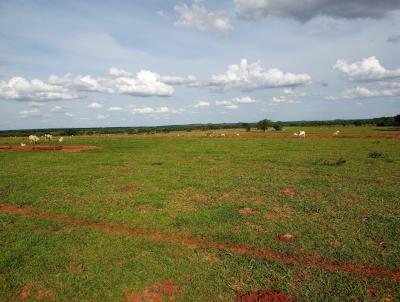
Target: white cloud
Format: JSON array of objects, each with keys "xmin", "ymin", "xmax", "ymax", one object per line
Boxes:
[
  {"xmin": 65, "ymin": 112, "xmax": 74, "ymax": 117},
  {"xmin": 96, "ymin": 114, "xmax": 107, "ymax": 120},
  {"xmin": 88, "ymin": 102, "xmax": 103, "ymax": 108},
  {"xmin": 0, "ymin": 76, "xmax": 77, "ymax": 101},
  {"xmin": 174, "ymin": 1, "xmax": 232, "ymax": 33},
  {"xmin": 51, "ymin": 105, "xmax": 66, "ymax": 113},
  {"xmin": 160, "ymin": 75, "xmax": 199, "ymax": 86},
  {"xmin": 215, "ymin": 100, "xmax": 238, "ymax": 110},
  {"xmin": 210, "ymin": 59, "xmax": 312, "ymax": 91},
  {"xmin": 113, "ymin": 70, "xmax": 174, "ymax": 97},
  {"xmin": 326, "ymin": 86, "xmax": 400, "ymax": 100},
  {"xmin": 18, "ymin": 108, "xmax": 44, "ymax": 118},
  {"xmin": 271, "ymin": 88, "xmax": 307, "ymax": 103},
  {"xmin": 233, "ymin": 96, "xmax": 256, "ymax": 104},
  {"xmin": 194, "ymin": 101, "xmax": 210, "ymax": 108},
  {"xmin": 129, "ymin": 106, "xmax": 171, "ymax": 114},
  {"xmin": 109, "ymin": 67, "xmax": 134, "ymax": 77},
  {"xmin": 108, "ymin": 106, "xmax": 123, "ymax": 111},
  {"xmin": 48, "ymin": 74, "xmax": 113, "ymax": 93},
  {"xmin": 333, "ymin": 56, "xmax": 400, "ymax": 82}
]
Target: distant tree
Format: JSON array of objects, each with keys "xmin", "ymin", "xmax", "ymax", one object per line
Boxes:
[
  {"xmin": 242, "ymin": 123, "xmax": 251, "ymax": 132},
  {"xmin": 257, "ymin": 119, "xmax": 272, "ymax": 132},
  {"xmin": 394, "ymin": 114, "xmax": 400, "ymax": 127},
  {"xmin": 272, "ymin": 123, "xmax": 283, "ymax": 131}
]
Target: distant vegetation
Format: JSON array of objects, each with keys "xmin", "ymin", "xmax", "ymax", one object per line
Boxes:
[{"xmin": 0, "ymin": 115, "xmax": 398, "ymax": 137}]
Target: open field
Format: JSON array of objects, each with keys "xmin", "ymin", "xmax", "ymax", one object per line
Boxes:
[{"xmin": 0, "ymin": 126, "xmax": 399, "ymax": 301}]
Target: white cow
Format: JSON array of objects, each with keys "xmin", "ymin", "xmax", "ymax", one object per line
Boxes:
[
  {"xmin": 299, "ymin": 131, "xmax": 306, "ymax": 138},
  {"xmin": 28, "ymin": 135, "xmax": 40, "ymax": 144},
  {"xmin": 221, "ymin": 133, "xmax": 226, "ymax": 137},
  {"xmin": 293, "ymin": 132, "xmax": 299, "ymax": 136},
  {"xmin": 58, "ymin": 137, "xmax": 64, "ymax": 143},
  {"xmin": 333, "ymin": 130, "xmax": 340, "ymax": 136},
  {"xmin": 44, "ymin": 134, "xmax": 53, "ymax": 141},
  {"xmin": 20, "ymin": 143, "xmax": 26, "ymax": 147}
]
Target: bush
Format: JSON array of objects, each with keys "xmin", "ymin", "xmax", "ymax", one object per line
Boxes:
[
  {"xmin": 273, "ymin": 123, "xmax": 283, "ymax": 131},
  {"xmin": 313, "ymin": 158, "xmax": 346, "ymax": 166},
  {"xmin": 368, "ymin": 151, "xmax": 384, "ymax": 159}
]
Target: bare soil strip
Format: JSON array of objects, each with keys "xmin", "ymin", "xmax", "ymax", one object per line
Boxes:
[
  {"xmin": 0, "ymin": 145, "xmax": 98, "ymax": 152},
  {"xmin": 1, "ymin": 204, "xmax": 399, "ymax": 282}
]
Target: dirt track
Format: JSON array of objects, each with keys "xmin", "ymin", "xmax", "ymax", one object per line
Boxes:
[
  {"xmin": 1, "ymin": 204, "xmax": 399, "ymax": 282},
  {"xmin": 0, "ymin": 145, "xmax": 98, "ymax": 152}
]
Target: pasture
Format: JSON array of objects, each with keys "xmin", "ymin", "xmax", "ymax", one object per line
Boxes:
[{"xmin": 0, "ymin": 126, "xmax": 399, "ymax": 301}]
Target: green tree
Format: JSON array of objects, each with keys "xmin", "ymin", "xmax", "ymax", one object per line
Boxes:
[
  {"xmin": 394, "ymin": 114, "xmax": 400, "ymax": 127},
  {"xmin": 257, "ymin": 119, "xmax": 272, "ymax": 133},
  {"xmin": 242, "ymin": 123, "xmax": 251, "ymax": 132},
  {"xmin": 272, "ymin": 123, "xmax": 283, "ymax": 131}
]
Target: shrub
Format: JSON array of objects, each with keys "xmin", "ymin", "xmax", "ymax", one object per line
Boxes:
[
  {"xmin": 313, "ymin": 158, "xmax": 346, "ymax": 166},
  {"xmin": 368, "ymin": 151, "xmax": 384, "ymax": 159}
]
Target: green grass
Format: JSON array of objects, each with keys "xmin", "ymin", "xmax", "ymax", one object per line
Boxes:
[{"xmin": 0, "ymin": 126, "xmax": 399, "ymax": 301}]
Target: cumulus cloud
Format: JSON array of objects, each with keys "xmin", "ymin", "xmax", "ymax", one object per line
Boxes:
[
  {"xmin": 18, "ymin": 108, "xmax": 44, "ymax": 118},
  {"xmin": 233, "ymin": 96, "xmax": 256, "ymax": 104},
  {"xmin": 108, "ymin": 106, "xmax": 123, "ymax": 111},
  {"xmin": 160, "ymin": 75, "xmax": 199, "ymax": 86},
  {"xmin": 234, "ymin": 0, "xmax": 400, "ymax": 22},
  {"xmin": 210, "ymin": 59, "xmax": 312, "ymax": 91},
  {"xmin": 51, "ymin": 105, "xmax": 67, "ymax": 113},
  {"xmin": 109, "ymin": 67, "xmax": 134, "ymax": 77},
  {"xmin": 333, "ymin": 56, "xmax": 400, "ymax": 82},
  {"xmin": 174, "ymin": 1, "xmax": 232, "ymax": 33},
  {"xmin": 215, "ymin": 100, "xmax": 238, "ymax": 110},
  {"xmin": 48, "ymin": 74, "xmax": 113, "ymax": 93},
  {"xmin": 87, "ymin": 102, "xmax": 103, "ymax": 108},
  {"xmin": 0, "ymin": 76, "xmax": 77, "ymax": 101},
  {"xmin": 271, "ymin": 88, "xmax": 307, "ymax": 103},
  {"xmin": 128, "ymin": 106, "xmax": 170, "ymax": 114},
  {"xmin": 194, "ymin": 101, "xmax": 210, "ymax": 108},
  {"xmin": 326, "ymin": 86, "xmax": 400, "ymax": 100},
  {"xmin": 113, "ymin": 70, "xmax": 174, "ymax": 97}
]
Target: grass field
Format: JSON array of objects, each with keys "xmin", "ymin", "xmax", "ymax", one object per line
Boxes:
[{"xmin": 0, "ymin": 126, "xmax": 399, "ymax": 301}]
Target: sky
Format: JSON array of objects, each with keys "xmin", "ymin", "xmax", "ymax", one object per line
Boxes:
[{"xmin": 1, "ymin": 0, "xmax": 400, "ymax": 130}]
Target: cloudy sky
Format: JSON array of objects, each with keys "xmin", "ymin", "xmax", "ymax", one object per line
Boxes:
[{"xmin": 1, "ymin": 0, "xmax": 400, "ymax": 130}]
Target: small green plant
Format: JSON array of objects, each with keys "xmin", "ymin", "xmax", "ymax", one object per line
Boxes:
[{"xmin": 368, "ymin": 151, "xmax": 384, "ymax": 159}]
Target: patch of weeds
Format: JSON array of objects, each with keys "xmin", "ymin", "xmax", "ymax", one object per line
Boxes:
[
  {"xmin": 368, "ymin": 151, "xmax": 384, "ymax": 159},
  {"xmin": 313, "ymin": 158, "xmax": 346, "ymax": 166},
  {"xmin": 150, "ymin": 162, "xmax": 163, "ymax": 166}
]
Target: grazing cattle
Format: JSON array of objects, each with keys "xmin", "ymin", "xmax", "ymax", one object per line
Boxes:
[
  {"xmin": 293, "ymin": 132, "xmax": 299, "ymax": 136},
  {"xmin": 299, "ymin": 131, "xmax": 306, "ymax": 138},
  {"xmin": 221, "ymin": 133, "xmax": 226, "ymax": 137},
  {"xmin": 28, "ymin": 135, "xmax": 40, "ymax": 144},
  {"xmin": 58, "ymin": 137, "xmax": 64, "ymax": 143},
  {"xmin": 20, "ymin": 143, "xmax": 26, "ymax": 147},
  {"xmin": 44, "ymin": 134, "xmax": 53, "ymax": 141},
  {"xmin": 333, "ymin": 130, "xmax": 340, "ymax": 136}
]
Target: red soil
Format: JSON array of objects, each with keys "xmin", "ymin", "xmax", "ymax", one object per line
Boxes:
[
  {"xmin": 122, "ymin": 184, "xmax": 136, "ymax": 193},
  {"xmin": 124, "ymin": 280, "xmax": 179, "ymax": 302},
  {"xmin": 236, "ymin": 289, "xmax": 295, "ymax": 302},
  {"xmin": 276, "ymin": 234, "xmax": 294, "ymax": 243},
  {"xmin": 0, "ymin": 145, "xmax": 98, "ymax": 152},
  {"xmin": 239, "ymin": 208, "xmax": 258, "ymax": 215},
  {"xmin": 1, "ymin": 204, "xmax": 400, "ymax": 282}
]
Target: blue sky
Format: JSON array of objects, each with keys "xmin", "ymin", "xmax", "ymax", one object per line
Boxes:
[{"xmin": 1, "ymin": 0, "xmax": 400, "ymax": 130}]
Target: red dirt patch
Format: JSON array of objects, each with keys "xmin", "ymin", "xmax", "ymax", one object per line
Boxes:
[
  {"xmin": 20, "ymin": 283, "xmax": 33, "ymax": 299},
  {"xmin": 236, "ymin": 289, "xmax": 295, "ymax": 302},
  {"xmin": 239, "ymin": 208, "xmax": 258, "ymax": 215},
  {"xmin": 276, "ymin": 234, "xmax": 294, "ymax": 243},
  {"xmin": 122, "ymin": 184, "xmax": 136, "ymax": 193},
  {"xmin": 373, "ymin": 240, "xmax": 386, "ymax": 251},
  {"xmin": 0, "ymin": 145, "xmax": 98, "ymax": 152},
  {"xmin": 124, "ymin": 280, "xmax": 179, "ymax": 302},
  {"xmin": 2, "ymin": 204, "xmax": 400, "ymax": 282},
  {"xmin": 281, "ymin": 188, "xmax": 296, "ymax": 198}
]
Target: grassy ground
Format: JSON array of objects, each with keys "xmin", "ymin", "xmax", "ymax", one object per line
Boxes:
[{"xmin": 0, "ymin": 126, "xmax": 399, "ymax": 301}]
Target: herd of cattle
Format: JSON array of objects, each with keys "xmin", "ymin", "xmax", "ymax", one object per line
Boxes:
[
  {"xmin": 25, "ymin": 134, "xmax": 64, "ymax": 146},
  {"xmin": 21, "ymin": 130, "xmax": 341, "ymax": 145}
]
